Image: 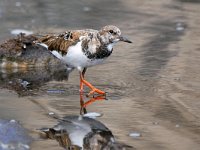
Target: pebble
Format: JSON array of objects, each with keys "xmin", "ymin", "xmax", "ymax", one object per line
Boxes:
[
  {"xmin": 83, "ymin": 112, "xmax": 102, "ymax": 118},
  {"xmin": 15, "ymin": 2, "xmax": 21, "ymax": 7},
  {"xmin": 48, "ymin": 112, "xmax": 55, "ymax": 115},
  {"xmin": 176, "ymin": 23, "xmax": 184, "ymax": 31},
  {"xmin": 153, "ymin": 121, "xmax": 159, "ymax": 125},
  {"xmin": 21, "ymin": 80, "xmax": 30, "ymax": 88},
  {"xmin": 10, "ymin": 119, "xmax": 16, "ymax": 123},
  {"xmin": 8, "ymin": 81, "xmax": 13, "ymax": 84},
  {"xmin": 83, "ymin": 7, "xmax": 91, "ymax": 12},
  {"xmin": 129, "ymin": 132, "xmax": 141, "ymax": 138},
  {"xmin": 10, "ymin": 29, "xmax": 33, "ymax": 35}
]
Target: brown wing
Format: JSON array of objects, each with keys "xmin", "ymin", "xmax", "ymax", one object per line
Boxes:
[{"xmin": 37, "ymin": 31, "xmax": 83, "ymax": 55}]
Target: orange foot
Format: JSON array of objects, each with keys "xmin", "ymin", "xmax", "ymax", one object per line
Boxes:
[{"xmin": 80, "ymin": 72, "xmax": 106, "ymax": 97}]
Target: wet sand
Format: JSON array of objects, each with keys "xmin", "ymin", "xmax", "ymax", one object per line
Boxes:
[{"xmin": 0, "ymin": 0, "xmax": 200, "ymax": 149}]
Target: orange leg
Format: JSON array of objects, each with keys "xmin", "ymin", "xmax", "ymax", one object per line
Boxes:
[
  {"xmin": 80, "ymin": 80, "xmax": 84, "ymax": 93},
  {"xmin": 79, "ymin": 68, "xmax": 86, "ymax": 93},
  {"xmin": 79, "ymin": 69, "xmax": 105, "ymax": 96},
  {"xmin": 80, "ymin": 93, "xmax": 106, "ymax": 115},
  {"xmin": 80, "ymin": 93, "xmax": 87, "ymax": 114},
  {"xmin": 82, "ymin": 95, "xmax": 106, "ymax": 108}
]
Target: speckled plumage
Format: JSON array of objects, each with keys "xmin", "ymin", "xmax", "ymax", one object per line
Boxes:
[{"xmin": 36, "ymin": 25, "xmax": 132, "ymax": 71}]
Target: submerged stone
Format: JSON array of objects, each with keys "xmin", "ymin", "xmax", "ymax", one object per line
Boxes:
[{"xmin": 0, "ymin": 119, "xmax": 32, "ymax": 150}]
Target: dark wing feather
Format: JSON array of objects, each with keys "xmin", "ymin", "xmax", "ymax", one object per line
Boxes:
[{"xmin": 36, "ymin": 31, "xmax": 83, "ymax": 55}]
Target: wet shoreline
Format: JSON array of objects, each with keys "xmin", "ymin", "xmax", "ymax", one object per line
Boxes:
[{"xmin": 0, "ymin": 0, "xmax": 200, "ymax": 149}]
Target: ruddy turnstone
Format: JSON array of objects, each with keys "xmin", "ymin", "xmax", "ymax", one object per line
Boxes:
[{"xmin": 36, "ymin": 25, "xmax": 132, "ymax": 96}]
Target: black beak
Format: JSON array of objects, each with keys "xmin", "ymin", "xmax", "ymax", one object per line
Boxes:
[{"xmin": 119, "ymin": 36, "xmax": 132, "ymax": 43}]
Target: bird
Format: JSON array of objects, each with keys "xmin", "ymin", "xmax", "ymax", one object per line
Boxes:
[{"xmin": 36, "ymin": 25, "xmax": 132, "ymax": 96}]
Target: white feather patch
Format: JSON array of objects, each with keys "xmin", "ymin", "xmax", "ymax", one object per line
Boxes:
[
  {"xmin": 63, "ymin": 40, "xmax": 104, "ymax": 70},
  {"xmin": 37, "ymin": 43, "xmax": 48, "ymax": 49},
  {"xmin": 51, "ymin": 50, "xmax": 63, "ymax": 59},
  {"xmin": 107, "ymin": 43, "xmax": 114, "ymax": 51}
]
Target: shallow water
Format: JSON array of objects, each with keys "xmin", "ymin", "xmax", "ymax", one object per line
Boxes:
[{"xmin": 0, "ymin": 0, "xmax": 200, "ymax": 149}]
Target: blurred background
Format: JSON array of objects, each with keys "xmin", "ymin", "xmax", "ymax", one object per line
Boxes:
[
  {"xmin": 0, "ymin": 0, "xmax": 135, "ymax": 40},
  {"xmin": 0, "ymin": 0, "xmax": 200, "ymax": 150}
]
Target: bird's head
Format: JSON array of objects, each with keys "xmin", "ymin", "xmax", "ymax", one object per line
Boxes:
[{"xmin": 99, "ymin": 25, "xmax": 132, "ymax": 45}]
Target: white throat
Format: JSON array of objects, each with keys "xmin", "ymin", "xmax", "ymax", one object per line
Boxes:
[{"xmin": 107, "ymin": 43, "xmax": 115, "ymax": 51}]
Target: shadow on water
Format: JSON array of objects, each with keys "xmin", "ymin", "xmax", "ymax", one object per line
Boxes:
[{"xmin": 138, "ymin": 21, "xmax": 186, "ymax": 77}]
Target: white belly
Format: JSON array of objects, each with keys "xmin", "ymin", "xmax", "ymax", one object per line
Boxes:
[{"xmin": 52, "ymin": 41, "xmax": 104, "ymax": 70}]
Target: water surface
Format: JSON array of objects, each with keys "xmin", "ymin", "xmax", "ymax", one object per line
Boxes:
[{"xmin": 0, "ymin": 0, "xmax": 200, "ymax": 150}]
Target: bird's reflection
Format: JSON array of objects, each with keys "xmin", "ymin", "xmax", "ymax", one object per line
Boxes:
[
  {"xmin": 39, "ymin": 95, "xmax": 132, "ymax": 149},
  {"xmin": 80, "ymin": 93, "xmax": 106, "ymax": 115},
  {"xmin": 40, "ymin": 114, "xmax": 133, "ymax": 150}
]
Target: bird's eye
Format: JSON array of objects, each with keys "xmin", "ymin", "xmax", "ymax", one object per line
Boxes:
[{"xmin": 109, "ymin": 30, "xmax": 114, "ymax": 34}]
